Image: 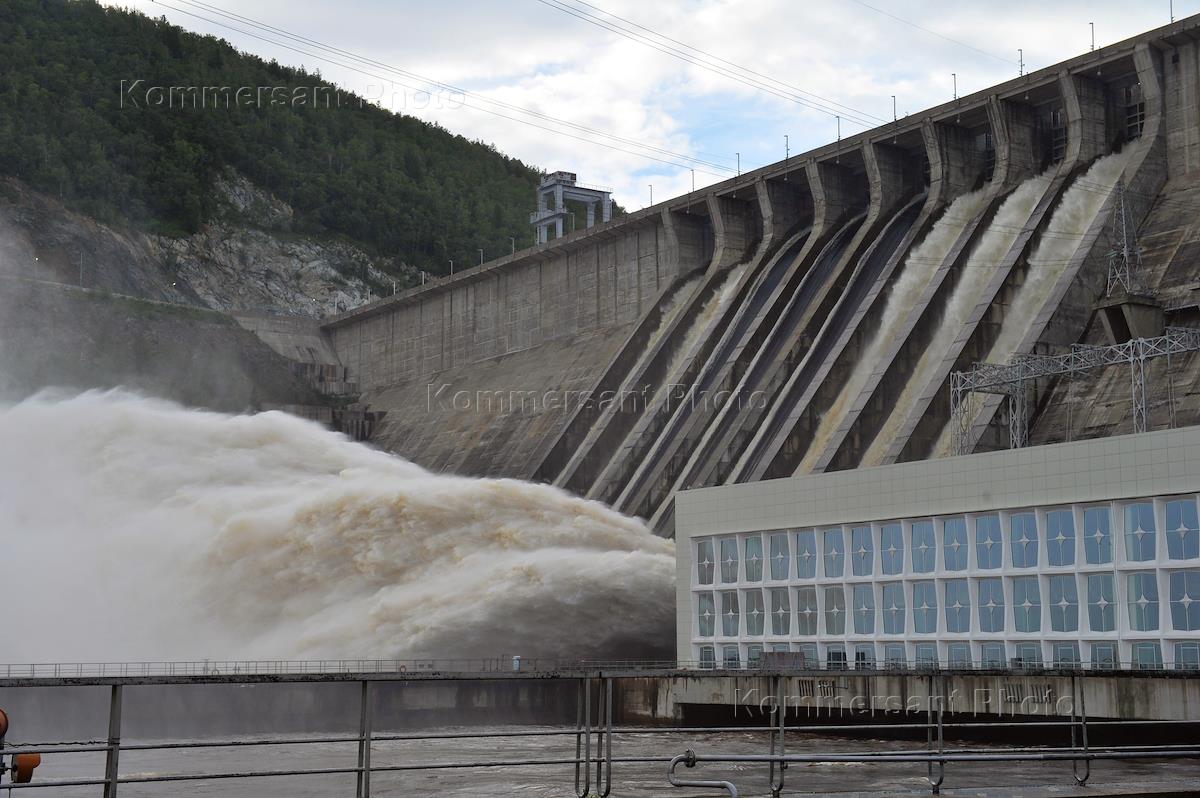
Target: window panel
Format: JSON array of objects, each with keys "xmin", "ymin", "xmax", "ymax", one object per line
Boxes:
[
  {"xmin": 1013, "ymin": 576, "xmax": 1041, "ymax": 633},
  {"xmin": 697, "ymin": 592, "xmax": 716, "ymax": 637},
  {"xmin": 913, "ymin": 581, "xmax": 938, "ymax": 633},
  {"xmin": 854, "ymin": 645, "xmax": 876, "ymax": 669},
  {"xmin": 1176, "ymin": 642, "xmax": 1200, "ymax": 670},
  {"xmin": 747, "ymin": 644, "xmax": 764, "ymax": 668},
  {"xmin": 824, "ymin": 586, "xmax": 846, "ymax": 635},
  {"xmin": 881, "ymin": 523, "xmax": 904, "ymax": 575},
  {"xmin": 1086, "ymin": 573, "xmax": 1115, "ymax": 632},
  {"xmin": 719, "ymin": 537, "xmax": 740, "ymax": 583},
  {"xmin": 1128, "ymin": 572, "xmax": 1160, "ymax": 631},
  {"xmin": 1013, "ymin": 642, "xmax": 1043, "ymax": 668},
  {"xmin": 1091, "ymin": 642, "xmax": 1116, "ymax": 669},
  {"xmin": 823, "ymin": 528, "xmax": 845, "ymax": 578},
  {"xmin": 947, "ymin": 643, "xmax": 972, "ymax": 667},
  {"xmin": 795, "ymin": 530, "xmax": 817, "ymax": 579},
  {"xmin": 976, "ymin": 515, "xmax": 1002, "ymax": 569},
  {"xmin": 745, "ymin": 589, "xmax": 765, "ymax": 635},
  {"xmin": 943, "ymin": 517, "xmax": 968, "ymax": 571},
  {"xmin": 1169, "ymin": 571, "xmax": 1200, "ymax": 631},
  {"xmin": 698, "ymin": 645, "xmax": 716, "ymax": 669},
  {"xmin": 1049, "ymin": 575, "xmax": 1079, "ymax": 633},
  {"xmin": 1046, "ymin": 509, "xmax": 1076, "ymax": 567},
  {"xmin": 744, "ymin": 536, "xmax": 764, "ymax": 582},
  {"xmin": 826, "ymin": 645, "xmax": 847, "ymax": 670},
  {"xmin": 1166, "ymin": 499, "xmax": 1200, "ymax": 560},
  {"xmin": 978, "ymin": 578, "xmax": 1005, "ymax": 632},
  {"xmin": 696, "ymin": 539, "xmax": 715, "ymax": 584},
  {"xmin": 1124, "ymin": 502, "xmax": 1157, "ymax": 562},
  {"xmin": 912, "ymin": 520, "xmax": 936, "ymax": 573},
  {"xmin": 769, "ymin": 588, "xmax": 791, "ymax": 636},
  {"xmin": 722, "ymin": 645, "xmax": 740, "ymax": 669},
  {"xmin": 797, "ymin": 643, "xmax": 818, "ymax": 667},
  {"xmin": 980, "ymin": 642, "xmax": 1005, "ymax": 667},
  {"xmin": 769, "ymin": 532, "xmax": 790, "ymax": 580},
  {"xmin": 1053, "ymin": 643, "xmax": 1081, "ymax": 667},
  {"xmin": 1010, "ymin": 512, "xmax": 1039, "ymax": 568},
  {"xmin": 720, "ymin": 590, "xmax": 740, "ymax": 636},
  {"xmin": 1083, "ymin": 506, "xmax": 1113, "ymax": 564},
  {"xmin": 944, "ymin": 579, "xmax": 970, "ymax": 633},
  {"xmin": 914, "ymin": 643, "xmax": 938, "ymax": 666},
  {"xmin": 852, "ymin": 584, "xmax": 875, "ymax": 634},
  {"xmin": 1133, "ymin": 641, "xmax": 1163, "ymax": 670},
  {"xmin": 851, "ymin": 525, "xmax": 874, "ymax": 576},
  {"xmin": 884, "ymin": 643, "xmax": 907, "ymax": 667},
  {"xmin": 795, "ymin": 586, "xmax": 819, "ymax": 636},
  {"xmin": 882, "ymin": 583, "xmax": 906, "ymax": 634}
]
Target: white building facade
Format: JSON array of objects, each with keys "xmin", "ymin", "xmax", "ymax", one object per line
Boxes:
[{"xmin": 675, "ymin": 427, "xmax": 1200, "ymax": 670}]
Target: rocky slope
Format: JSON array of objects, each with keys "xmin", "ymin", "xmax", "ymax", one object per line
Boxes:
[{"xmin": 0, "ymin": 175, "xmax": 414, "ymax": 318}]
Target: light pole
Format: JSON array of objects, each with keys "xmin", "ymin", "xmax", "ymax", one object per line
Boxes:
[
  {"xmin": 952, "ymin": 73, "xmax": 957, "ymax": 100},
  {"xmin": 478, "ymin": 248, "xmax": 484, "ymax": 265},
  {"xmin": 891, "ymin": 96, "xmax": 897, "ymax": 122},
  {"xmin": 1018, "ymin": 49, "xmax": 1024, "ymax": 76},
  {"xmin": 510, "ymin": 236, "xmax": 515, "ymax": 254},
  {"xmin": 648, "ymin": 184, "xmax": 653, "ymax": 206},
  {"xmin": 736, "ymin": 152, "xmax": 740, "ymax": 176},
  {"xmin": 1090, "ymin": 22, "xmax": 1095, "ymax": 52},
  {"xmin": 449, "ymin": 259, "xmax": 454, "ymax": 275}
]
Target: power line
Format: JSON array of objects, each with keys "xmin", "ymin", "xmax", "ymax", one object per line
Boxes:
[
  {"xmin": 552, "ymin": 0, "xmax": 886, "ymax": 124},
  {"xmin": 151, "ymin": 0, "xmax": 736, "ymax": 177},
  {"xmin": 848, "ymin": 0, "xmax": 1015, "ymax": 65},
  {"xmin": 533, "ymin": 0, "xmax": 879, "ymax": 128}
]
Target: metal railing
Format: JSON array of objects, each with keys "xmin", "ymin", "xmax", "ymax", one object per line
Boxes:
[{"xmin": 2, "ymin": 657, "xmax": 1196, "ymax": 680}]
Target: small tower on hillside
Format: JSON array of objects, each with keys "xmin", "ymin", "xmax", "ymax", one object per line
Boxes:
[{"xmin": 529, "ymin": 172, "xmax": 612, "ymax": 244}]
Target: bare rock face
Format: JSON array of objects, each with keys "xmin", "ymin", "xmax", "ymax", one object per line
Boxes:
[{"xmin": 0, "ymin": 175, "xmax": 415, "ymax": 318}]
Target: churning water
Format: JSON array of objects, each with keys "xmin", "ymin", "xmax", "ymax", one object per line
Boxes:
[
  {"xmin": 0, "ymin": 391, "xmax": 675, "ymax": 662},
  {"xmin": 796, "ymin": 186, "xmax": 993, "ymax": 474}
]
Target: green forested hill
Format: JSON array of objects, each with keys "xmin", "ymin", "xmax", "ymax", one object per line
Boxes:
[{"xmin": 0, "ymin": 0, "xmax": 543, "ymax": 274}]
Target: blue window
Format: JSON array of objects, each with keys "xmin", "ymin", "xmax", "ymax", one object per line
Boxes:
[
  {"xmin": 980, "ymin": 643, "xmax": 1005, "ymax": 667},
  {"xmin": 914, "ymin": 643, "xmax": 938, "ymax": 666},
  {"xmin": 744, "ymin": 536, "xmax": 763, "ymax": 581},
  {"xmin": 796, "ymin": 586, "xmax": 818, "ymax": 635},
  {"xmin": 1128, "ymin": 572, "xmax": 1159, "ymax": 631},
  {"xmin": 942, "ymin": 517, "xmax": 968, "ymax": 571},
  {"xmin": 722, "ymin": 645, "xmax": 740, "ymax": 669},
  {"xmin": 1054, "ymin": 643, "xmax": 1081, "ymax": 667},
  {"xmin": 976, "ymin": 514, "xmax": 1002, "ymax": 569},
  {"xmin": 1124, "ymin": 502, "xmax": 1157, "ymax": 562},
  {"xmin": 881, "ymin": 523, "xmax": 904, "ymax": 575},
  {"xmin": 1049, "ymin": 574, "xmax": 1079, "ymax": 633},
  {"xmin": 1091, "ymin": 642, "xmax": 1116, "ymax": 669},
  {"xmin": 796, "ymin": 643, "xmax": 818, "ymax": 667},
  {"xmin": 699, "ymin": 645, "xmax": 716, "ymax": 668},
  {"xmin": 911, "ymin": 520, "xmax": 936, "ymax": 573},
  {"xmin": 850, "ymin": 526, "xmax": 874, "ymax": 576},
  {"xmin": 913, "ymin": 581, "xmax": 937, "ymax": 633},
  {"xmin": 1083, "ymin": 506, "xmax": 1112, "ymax": 564},
  {"xmin": 795, "ymin": 530, "xmax": 817, "ymax": 579},
  {"xmin": 720, "ymin": 591, "xmax": 740, "ymax": 636},
  {"xmin": 1133, "ymin": 642, "xmax": 1163, "ymax": 670},
  {"xmin": 696, "ymin": 539, "xmax": 715, "ymax": 584},
  {"xmin": 744, "ymin": 589, "xmax": 765, "ymax": 635},
  {"xmin": 978, "ymin": 578, "xmax": 1005, "ymax": 632},
  {"xmin": 1010, "ymin": 512, "xmax": 1039, "ymax": 568},
  {"xmin": 852, "ymin": 584, "xmax": 875, "ymax": 634},
  {"xmin": 719, "ymin": 538, "xmax": 739, "ymax": 583},
  {"xmin": 697, "ymin": 593, "xmax": 715, "ymax": 636},
  {"xmin": 1166, "ymin": 499, "xmax": 1200, "ymax": 560},
  {"xmin": 1086, "ymin": 573, "xmax": 1115, "ymax": 632},
  {"xmin": 947, "ymin": 643, "xmax": 972, "ymax": 667},
  {"xmin": 882, "ymin": 583, "xmax": 906, "ymax": 634},
  {"xmin": 944, "ymin": 579, "xmax": 970, "ymax": 633},
  {"xmin": 1176, "ymin": 642, "xmax": 1200, "ymax": 670},
  {"xmin": 1169, "ymin": 571, "xmax": 1200, "ymax": 631},
  {"xmin": 823, "ymin": 528, "xmax": 845, "ymax": 578},
  {"xmin": 769, "ymin": 532, "xmax": 790, "ymax": 580},
  {"xmin": 769, "ymin": 588, "xmax": 791, "ymax": 635},
  {"xmin": 1046, "ymin": 509, "xmax": 1076, "ymax": 566},
  {"xmin": 884, "ymin": 643, "xmax": 907, "ymax": 667},
  {"xmin": 1013, "ymin": 576, "xmax": 1041, "ymax": 633},
  {"xmin": 824, "ymin": 586, "xmax": 846, "ymax": 635},
  {"xmin": 1013, "ymin": 643, "xmax": 1042, "ymax": 668}
]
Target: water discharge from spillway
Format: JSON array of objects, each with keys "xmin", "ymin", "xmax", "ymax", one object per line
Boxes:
[
  {"xmin": 859, "ymin": 170, "xmax": 1055, "ymax": 467},
  {"xmin": 663, "ymin": 263, "xmax": 749, "ymax": 385},
  {"xmin": 929, "ymin": 150, "xmax": 1132, "ymax": 457},
  {"xmin": 0, "ymin": 391, "xmax": 675, "ymax": 663},
  {"xmin": 795, "ymin": 187, "xmax": 992, "ymax": 475}
]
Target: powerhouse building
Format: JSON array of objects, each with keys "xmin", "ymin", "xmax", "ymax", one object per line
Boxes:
[{"xmin": 675, "ymin": 426, "xmax": 1200, "ymax": 670}]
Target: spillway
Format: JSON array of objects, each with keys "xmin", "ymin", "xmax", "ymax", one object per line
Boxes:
[
  {"xmin": 0, "ymin": 391, "xmax": 674, "ymax": 662},
  {"xmin": 791, "ymin": 187, "xmax": 992, "ymax": 475},
  {"xmin": 858, "ymin": 170, "xmax": 1055, "ymax": 467},
  {"xmin": 930, "ymin": 150, "xmax": 1134, "ymax": 457}
]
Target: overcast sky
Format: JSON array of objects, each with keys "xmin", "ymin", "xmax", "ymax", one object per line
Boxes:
[{"xmin": 109, "ymin": 0, "xmax": 1190, "ymax": 209}]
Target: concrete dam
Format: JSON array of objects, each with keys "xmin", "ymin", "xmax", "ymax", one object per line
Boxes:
[{"xmin": 310, "ymin": 17, "xmax": 1200, "ymax": 537}]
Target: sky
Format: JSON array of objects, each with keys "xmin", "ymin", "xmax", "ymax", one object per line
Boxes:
[{"xmin": 106, "ymin": 0, "xmax": 1192, "ymax": 210}]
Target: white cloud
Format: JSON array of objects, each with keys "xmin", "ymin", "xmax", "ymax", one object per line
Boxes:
[{"xmin": 109, "ymin": 0, "xmax": 1193, "ymax": 209}]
